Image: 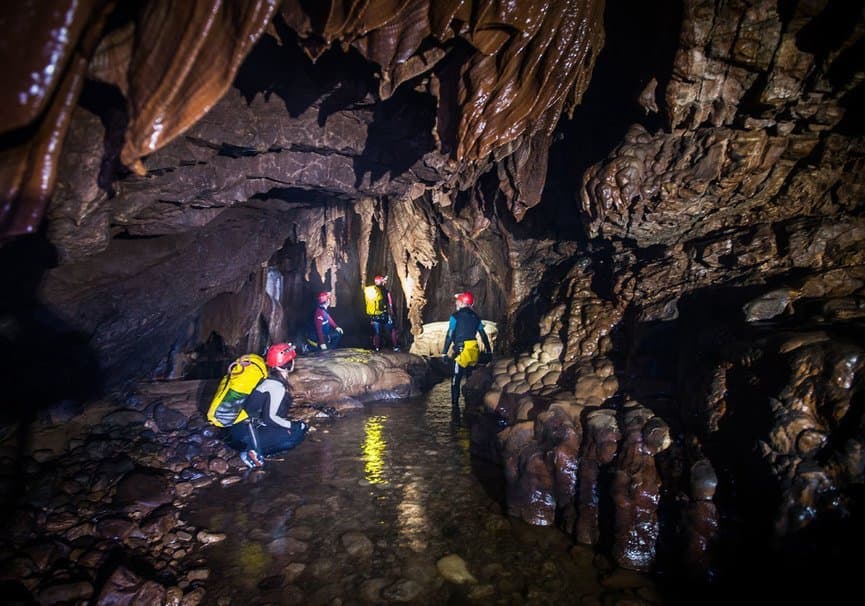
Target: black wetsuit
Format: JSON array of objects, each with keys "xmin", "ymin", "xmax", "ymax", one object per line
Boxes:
[
  {"xmin": 229, "ymin": 376, "xmax": 307, "ymax": 456},
  {"xmin": 442, "ymin": 307, "xmax": 492, "ymax": 417}
]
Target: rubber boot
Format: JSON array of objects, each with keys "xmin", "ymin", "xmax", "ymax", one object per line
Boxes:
[
  {"xmin": 451, "ymin": 402, "xmax": 461, "ymax": 425},
  {"xmin": 450, "ymin": 380, "xmax": 461, "ymax": 424},
  {"xmin": 372, "ymin": 334, "xmax": 381, "ymax": 351},
  {"xmin": 391, "ymin": 329, "xmax": 399, "ymax": 351}
]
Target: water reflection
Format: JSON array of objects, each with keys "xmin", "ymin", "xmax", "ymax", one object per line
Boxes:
[
  {"xmin": 398, "ymin": 480, "xmax": 429, "ymax": 552},
  {"xmin": 362, "ymin": 415, "xmax": 387, "ymax": 485},
  {"xmin": 185, "ymin": 382, "xmax": 659, "ymax": 605},
  {"xmin": 236, "ymin": 542, "xmax": 269, "ymax": 580}
]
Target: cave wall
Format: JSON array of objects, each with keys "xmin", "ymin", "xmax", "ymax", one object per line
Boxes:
[
  {"xmin": 1, "ymin": 1, "xmax": 612, "ymax": 387},
  {"xmin": 456, "ymin": 0, "xmax": 865, "ymax": 584}
]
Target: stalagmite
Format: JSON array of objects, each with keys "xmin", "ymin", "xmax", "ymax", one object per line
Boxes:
[
  {"xmin": 611, "ymin": 403, "xmax": 670, "ymax": 571},
  {"xmin": 576, "ymin": 408, "xmax": 620, "ymax": 546}
]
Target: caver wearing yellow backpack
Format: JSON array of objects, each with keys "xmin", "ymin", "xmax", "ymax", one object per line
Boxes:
[
  {"xmin": 208, "ymin": 354, "xmax": 269, "ymax": 428},
  {"xmin": 207, "ymin": 343, "xmax": 308, "ymax": 469},
  {"xmin": 364, "ymin": 274, "xmax": 399, "ymax": 351}
]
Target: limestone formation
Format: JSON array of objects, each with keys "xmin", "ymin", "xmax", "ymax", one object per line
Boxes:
[{"xmin": 1, "ymin": 0, "xmax": 864, "ymax": 597}]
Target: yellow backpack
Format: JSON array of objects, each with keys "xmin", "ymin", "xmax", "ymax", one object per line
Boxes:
[
  {"xmin": 207, "ymin": 354, "xmax": 268, "ymax": 427},
  {"xmin": 364, "ymin": 285, "xmax": 387, "ymax": 316}
]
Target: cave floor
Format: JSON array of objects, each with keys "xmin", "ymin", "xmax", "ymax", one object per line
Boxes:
[{"xmin": 182, "ymin": 381, "xmax": 661, "ymax": 605}]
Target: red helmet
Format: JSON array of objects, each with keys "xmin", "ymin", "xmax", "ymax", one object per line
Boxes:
[
  {"xmin": 265, "ymin": 342, "xmax": 296, "ymax": 368},
  {"xmin": 374, "ymin": 274, "xmax": 387, "ymax": 286},
  {"xmin": 455, "ymin": 292, "xmax": 474, "ymax": 306},
  {"xmin": 317, "ymin": 291, "xmax": 330, "ymax": 304}
]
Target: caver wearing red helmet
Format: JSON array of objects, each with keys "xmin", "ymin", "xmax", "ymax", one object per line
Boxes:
[
  {"xmin": 207, "ymin": 342, "xmax": 308, "ymax": 469},
  {"xmin": 265, "ymin": 342, "xmax": 296, "ymax": 371},
  {"xmin": 442, "ymin": 290, "xmax": 491, "ymax": 424},
  {"xmin": 454, "ymin": 291, "xmax": 474, "ymax": 307},
  {"xmin": 306, "ymin": 291, "xmax": 343, "ymax": 351}
]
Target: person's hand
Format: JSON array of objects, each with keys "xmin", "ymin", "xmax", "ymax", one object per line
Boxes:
[
  {"xmin": 336, "ymin": 327, "xmax": 344, "ymax": 334},
  {"xmin": 320, "ymin": 344, "xmax": 328, "ymax": 351}
]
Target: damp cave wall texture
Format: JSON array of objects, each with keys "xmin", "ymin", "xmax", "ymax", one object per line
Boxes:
[{"xmin": 1, "ymin": 0, "xmax": 865, "ymax": 583}]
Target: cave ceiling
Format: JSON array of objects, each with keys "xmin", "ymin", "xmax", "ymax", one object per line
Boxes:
[{"xmin": 1, "ymin": 0, "xmax": 864, "ymax": 386}]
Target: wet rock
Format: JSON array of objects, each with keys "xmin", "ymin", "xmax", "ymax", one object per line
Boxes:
[
  {"xmin": 293, "ymin": 503, "xmax": 323, "ymax": 519},
  {"xmin": 186, "ymin": 568, "xmax": 209, "ymax": 583},
  {"xmin": 611, "ymin": 404, "xmax": 670, "ymax": 571},
  {"xmin": 165, "ymin": 586, "xmax": 184, "ymax": 605},
  {"xmin": 95, "ymin": 517, "xmax": 145, "ymax": 541},
  {"xmin": 689, "ymin": 459, "xmax": 718, "ymax": 502},
  {"xmin": 44, "ymin": 512, "xmax": 78, "ymax": 533},
  {"xmin": 113, "ymin": 469, "xmax": 173, "ymax": 514},
  {"xmin": 178, "ymin": 467, "xmax": 206, "ymax": 482},
  {"xmin": 23, "ymin": 541, "xmax": 70, "ymax": 572},
  {"xmin": 306, "ymin": 557, "xmax": 335, "ymax": 579},
  {"xmin": 359, "ymin": 577, "xmax": 389, "ymax": 603},
  {"xmin": 208, "ymin": 457, "xmax": 230, "ymax": 474},
  {"xmin": 37, "ymin": 580, "xmax": 94, "ymax": 605},
  {"xmin": 180, "ymin": 586, "xmax": 206, "ymax": 605},
  {"xmin": 140, "ymin": 505, "xmax": 180, "ymax": 541},
  {"xmin": 287, "ymin": 525, "xmax": 314, "ymax": 540},
  {"xmin": 100, "ymin": 409, "xmax": 147, "ymax": 427},
  {"xmin": 196, "ymin": 530, "xmax": 226, "ymax": 545},
  {"xmin": 153, "ymin": 403, "xmax": 189, "ymax": 432},
  {"xmin": 683, "ymin": 498, "xmax": 720, "ymax": 581},
  {"xmin": 499, "ymin": 419, "xmax": 558, "ymax": 526},
  {"xmin": 96, "ymin": 566, "xmax": 166, "ymax": 605},
  {"xmin": 73, "ymin": 543, "xmax": 111, "ymax": 570},
  {"xmin": 436, "ymin": 554, "xmax": 477, "ymax": 584},
  {"xmin": 468, "ymin": 584, "xmax": 496, "ymax": 600},
  {"xmin": 340, "ymin": 531, "xmax": 374, "ymax": 559},
  {"xmin": 281, "ymin": 584, "xmax": 305, "ymax": 605},
  {"xmin": 743, "ymin": 288, "xmax": 797, "ymax": 321},
  {"xmin": 288, "ymin": 349, "xmax": 431, "ymax": 407},
  {"xmin": 64, "ymin": 521, "xmax": 95, "ymax": 541},
  {"xmin": 175, "ymin": 442, "xmax": 203, "ymax": 460},
  {"xmin": 283, "ymin": 562, "xmax": 306, "ymax": 583},
  {"xmin": 267, "ymin": 537, "xmax": 308, "ymax": 556},
  {"xmin": 400, "ymin": 558, "xmax": 439, "ymax": 585},
  {"xmin": 381, "ymin": 578, "xmax": 422, "ymax": 602},
  {"xmin": 576, "ymin": 409, "xmax": 620, "ymax": 545}
]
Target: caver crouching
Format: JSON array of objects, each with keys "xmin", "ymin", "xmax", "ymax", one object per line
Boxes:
[{"xmin": 207, "ymin": 343, "xmax": 308, "ymax": 468}]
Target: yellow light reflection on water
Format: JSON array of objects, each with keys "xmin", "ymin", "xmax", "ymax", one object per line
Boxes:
[
  {"xmin": 363, "ymin": 415, "xmax": 388, "ymax": 485},
  {"xmin": 237, "ymin": 541, "xmax": 269, "ymax": 581}
]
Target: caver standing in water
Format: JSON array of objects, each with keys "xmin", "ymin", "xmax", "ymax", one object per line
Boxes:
[
  {"xmin": 364, "ymin": 274, "xmax": 399, "ymax": 351},
  {"xmin": 442, "ymin": 291, "xmax": 492, "ymax": 423},
  {"xmin": 207, "ymin": 342, "xmax": 308, "ymax": 468},
  {"xmin": 305, "ymin": 291, "xmax": 343, "ymax": 352}
]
